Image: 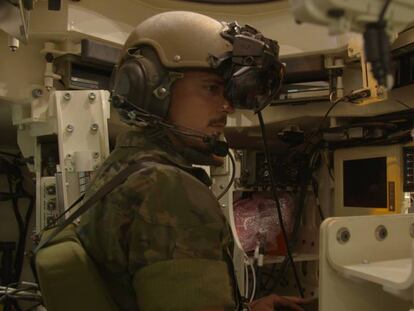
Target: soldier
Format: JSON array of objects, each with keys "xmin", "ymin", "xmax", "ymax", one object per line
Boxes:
[{"xmin": 77, "ymin": 11, "xmax": 308, "ymax": 311}]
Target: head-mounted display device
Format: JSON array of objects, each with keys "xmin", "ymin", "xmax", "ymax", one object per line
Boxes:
[{"xmin": 213, "ymin": 22, "xmax": 285, "ymax": 112}]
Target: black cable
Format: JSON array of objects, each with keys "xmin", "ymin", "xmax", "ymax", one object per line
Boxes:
[
  {"xmin": 257, "ymin": 111, "xmax": 305, "ymax": 298},
  {"xmin": 6, "ymin": 175, "xmax": 24, "ymax": 283},
  {"xmin": 0, "ymin": 151, "xmax": 20, "ymax": 159},
  {"xmin": 216, "ymin": 151, "xmax": 236, "ymax": 200},
  {"xmin": 44, "ymin": 194, "xmax": 84, "ymax": 231},
  {"xmin": 262, "ymin": 143, "xmax": 322, "ymax": 295},
  {"xmin": 312, "ymin": 177, "xmax": 325, "ymax": 221},
  {"xmin": 1, "ymin": 157, "xmax": 34, "ymax": 283},
  {"xmin": 379, "ymin": 0, "xmax": 392, "ymax": 21}
]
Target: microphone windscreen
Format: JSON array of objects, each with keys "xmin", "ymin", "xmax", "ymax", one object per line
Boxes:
[{"xmin": 212, "ymin": 141, "xmax": 229, "ymax": 157}]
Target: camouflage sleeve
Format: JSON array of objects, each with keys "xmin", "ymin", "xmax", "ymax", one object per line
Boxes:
[{"xmin": 127, "ymin": 164, "xmax": 235, "ymax": 311}]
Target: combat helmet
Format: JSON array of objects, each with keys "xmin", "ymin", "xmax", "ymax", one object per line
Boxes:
[{"xmin": 111, "ymin": 11, "xmax": 233, "ymax": 121}]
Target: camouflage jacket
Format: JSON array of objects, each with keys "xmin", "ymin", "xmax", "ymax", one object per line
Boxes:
[{"xmin": 77, "ymin": 127, "xmax": 236, "ymax": 311}]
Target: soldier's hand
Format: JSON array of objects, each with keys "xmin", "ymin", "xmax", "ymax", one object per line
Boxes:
[{"xmin": 249, "ymin": 294, "xmax": 311, "ymax": 311}]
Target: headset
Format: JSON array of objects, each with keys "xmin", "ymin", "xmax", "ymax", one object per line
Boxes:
[{"xmin": 110, "ymin": 22, "xmax": 284, "ymax": 157}]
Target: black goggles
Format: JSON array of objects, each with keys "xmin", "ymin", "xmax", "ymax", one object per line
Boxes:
[{"xmin": 213, "ymin": 22, "xmax": 285, "ymax": 112}]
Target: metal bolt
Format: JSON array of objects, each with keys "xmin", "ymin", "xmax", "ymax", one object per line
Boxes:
[
  {"xmin": 47, "ymin": 201, "xmax": 56, "ymax": 210},
  {"xmin": 63, "ymin": 93, "xmax": 71, "ymax": 101},
  {"xmin": 93, "ymin": 164, "xmax": 100, "ymax": 170},
  {"xmin": 173, "ymin": 55, "xmax": 181, "ymax": 62},
  {"xmin": 375, "ymin": 225, "xmax": 388, "ymax": 241},
  {"xmin": 46, "ymin": 185, "xmax": 56, "ymax": 195},
  {"xmin": 221, "ymin": 203, "xmax": 227, "ymax": 208},
  {"xmin": 128, "ymin": 111, "xmax": 136, "ymax": 120},
  {"xmin": 90, "ymin": 123, "xmax": 99, "ymax": 132},
  {"xmin": 66, "ymin": 154, "xmax": 72, "ymax": 159},
  {"xmin": 92, "ymin": 152, "xmax": 100, "ymax": 159},
  {"xmin": 66, "ymin": 124, "xmax": 74, "ymax": 133},
  {"xmin": 410, "ymin": 224, "xmax": 414, "ymax": 238},
  {"xmin": 88, "ymin": 92, "xmax": 96, "ymax": 102},
  {"xmin": 32, "ymin": 88, "xmax": 43, "ymax": 98},
  {"xmin": 157, "ymin": 87, "xmax": 167, "ymax": 96},
  {"xmin": 337, "ymin": 227, "xmax": 351, "ymax": 244}
]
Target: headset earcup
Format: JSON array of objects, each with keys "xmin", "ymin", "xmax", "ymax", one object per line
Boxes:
[
  {"xmin": 112, "ymin": 51, "xmax": 171, "ymax": 119},
  {"xmin": 112, "ymin": 59, "xmax": 147, "ymax": 112}
]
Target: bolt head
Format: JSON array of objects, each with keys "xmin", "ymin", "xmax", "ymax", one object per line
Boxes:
[
  {"xmin": 88, "ymin": 93, "xmax": 96, "ymax": 101},
  {"xmin": 173, "ymin": 55, "xmax": 181, "ymax": 62},
  {"xmin": 47, "ymin": 201, "xmax": 56, "ymax": 210},
  {"xmin": 92, "ymin": 152, "xmax": 100, "ymax": 159},
  {"xmin": 90, "ymin": 123, "xmax": 99, "ymax": 132},
  {"xmin": 66, "ymin": 124, "xmax": 74, "ymax": 133},
  {"xmin": 158, "ymin": 87, "xmax": 167, "ymax": 95},
  {"xmin": 375, "ymin": 225, "xmax": 388, "ymax": 241},
  {"xmin": 337, "ymin": 227, "xmax": 351, "ymax": 244},
  {"xmin": 63, "ymin": 93, "xmax": 71, "ymax": 101},
  {"xmin": 46, "ymin": 185, "xmax": 56, "ymax": 195},
  {"xmin": 32, "ymin": 88, "xmax": 43, "ymax": 98}
]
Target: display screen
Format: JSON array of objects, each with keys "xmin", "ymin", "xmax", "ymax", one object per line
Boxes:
[{"xmin": 343, "ymin": 157, "xmax": 387, "ymax": 208}]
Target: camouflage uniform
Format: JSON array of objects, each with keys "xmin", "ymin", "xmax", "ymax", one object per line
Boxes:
[{"xmin": 77, "ymin": 126, "xmax": 236, "ymax": 311}]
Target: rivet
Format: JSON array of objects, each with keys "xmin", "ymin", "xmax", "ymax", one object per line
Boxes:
[
  {"xmin": 92, "ymin": 152, "xmax": 100, "ymax": 159},
  {"xmin": 337, "ymin": 227, "xmax": 350, "ymax": 244},
  {"xmin": 173, "ymin": 55, "xmax": 181, "ymax": 62},
  {"xmin": 66, "ymin": 124, "xmax": 74, "ymax": 133},
  {"xmin": 63, "ymin": 93, "xmax": 71, "ymax": 101}
]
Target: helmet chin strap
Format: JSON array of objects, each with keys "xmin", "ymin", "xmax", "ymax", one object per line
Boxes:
[
  {"xmin": 167, "ymin": 125, "xmax": 229, "ymax": 157},
  {"xmin": 111, "ymin": 94, "xmax": 229, "ymax": 157}
]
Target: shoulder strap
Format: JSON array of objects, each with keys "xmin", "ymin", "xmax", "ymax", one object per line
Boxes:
[{"xmin": 33, "ymin": 161, "xmax": 154, "ymax": 254}]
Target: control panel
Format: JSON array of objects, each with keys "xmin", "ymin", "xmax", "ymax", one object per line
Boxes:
[
  {"xmin": 38, "ymin": 177, "xmax": 59, "ymax": 231},
  {"xmin": 403, "ymin": 147, "xmax": 414, "ymax": 192}
]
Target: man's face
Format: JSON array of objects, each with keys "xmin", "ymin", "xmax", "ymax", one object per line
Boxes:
[{"xmin": 168, "ymin": 71, "xmax": 234, "ymax": 151}]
